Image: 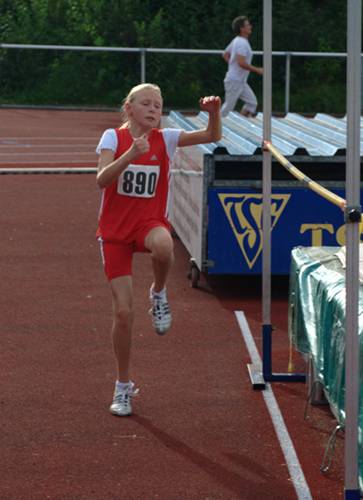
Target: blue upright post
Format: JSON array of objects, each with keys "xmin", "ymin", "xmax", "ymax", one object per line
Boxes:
[
  {"xmin": 344, "ymin": 490, "xmax": 360, "ymax": 500},
  {"xmin": 262, "ymin": 324, "xmax": 272, "ymax": 381}
]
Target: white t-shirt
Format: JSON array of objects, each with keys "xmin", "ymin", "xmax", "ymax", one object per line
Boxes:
[
  {"xmin": 224, "ymin": 36, "xmax": 253, "ymax": 83},
  {"xmin": 96, "ymin": 127, "xmax": 181, "ymax": 161}
]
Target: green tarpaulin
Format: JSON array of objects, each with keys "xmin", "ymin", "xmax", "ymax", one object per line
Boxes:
[{"xmin": 288, "ymin": 246, "xmax": 363, "ymax": 490}]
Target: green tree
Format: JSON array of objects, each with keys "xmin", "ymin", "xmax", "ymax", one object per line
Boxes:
[{"xmin": 0, "ymin": 0, "xmax": 356, "ymax": 112}]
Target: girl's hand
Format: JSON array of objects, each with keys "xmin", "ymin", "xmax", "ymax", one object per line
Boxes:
[
  {"xmin": 199, "ymin": 96, "xmax": 221, "ymax": 113},
  {"xmin": 129, "ymin": 133, "xmax": 150, "ymax": 158}
]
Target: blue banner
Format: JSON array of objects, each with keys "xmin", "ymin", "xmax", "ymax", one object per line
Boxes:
[{"xmin": 207, "ymin": 186, "xmax": 360, "ymax": 275}]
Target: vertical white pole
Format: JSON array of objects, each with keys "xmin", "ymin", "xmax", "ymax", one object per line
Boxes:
[
  {"xmin": 141, "ymin": 49, "xmax": 146, "ymax": 83},
  {"xmin": 285, "ymin": 53, "xmax": 291, "ymax": 114},
  {"xmin": 262, "ymin": 0, "xmax": 272, "ymax": 327},
  {"xmin": 344, "ymin": 0, "xmax": 361, "ymax": 497}
]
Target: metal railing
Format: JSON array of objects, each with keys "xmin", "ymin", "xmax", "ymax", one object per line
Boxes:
[{"xmin": 0, "ymin": 43, "xmax": 351, "ymax": 113}]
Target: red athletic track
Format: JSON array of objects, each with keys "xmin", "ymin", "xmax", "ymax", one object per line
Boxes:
[{"xmin": 0, "ymin": 109, "xmax": 344, "ymax": 499}]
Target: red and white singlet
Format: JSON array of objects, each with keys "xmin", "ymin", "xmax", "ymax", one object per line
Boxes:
[{"xmin": 96, "ymin": 127, "xmax": 181, "ymax": 243}]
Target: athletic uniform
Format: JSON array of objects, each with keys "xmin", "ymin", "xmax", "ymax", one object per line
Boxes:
[
  {"xmin": 96, "ymin": 126, "xmax": 181, "ymax": 280},
  {"xmin": 221, "ymin": 36, "xmax": 257, "ymax": 117}
]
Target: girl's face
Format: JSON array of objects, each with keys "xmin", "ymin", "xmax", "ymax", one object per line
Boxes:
[{"xmin": 126, "ymin": 88, "xmax": 163, "ymax": 129}]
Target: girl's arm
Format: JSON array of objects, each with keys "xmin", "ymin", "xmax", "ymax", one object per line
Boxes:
[
  {"xmin": 96, "ymin": 134, "xmax": 149, "ymax": 188},
  {"xmin": 178, "ymin": 96, "xmax": 222, "ymax": 148}
]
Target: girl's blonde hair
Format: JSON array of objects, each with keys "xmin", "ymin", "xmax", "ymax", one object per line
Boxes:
[{"xmin": 120, "ymin": 83, "xmax": 162, "ymax": 125}]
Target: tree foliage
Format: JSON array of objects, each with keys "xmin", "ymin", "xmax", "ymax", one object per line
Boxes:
[{"xmin": 0, "ymin": 0, "xmax": 355, "ymax": 113}]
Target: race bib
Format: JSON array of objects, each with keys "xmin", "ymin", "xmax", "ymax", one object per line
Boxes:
[{"xmin": 117, "ymin": 164, "xmax": 160, "ymax": 198}]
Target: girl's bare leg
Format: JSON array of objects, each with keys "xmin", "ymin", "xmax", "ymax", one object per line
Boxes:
[
  {"xmin": 109, "ymin": 275, "xmax": 133, "ymax": 382},
  {"xmin": 145, "ymin": 226, "xmax": 174, "ymax": 334},
  {"xmin": 144, "ymin": 226, "xmax": 174, "ymax": 292}
]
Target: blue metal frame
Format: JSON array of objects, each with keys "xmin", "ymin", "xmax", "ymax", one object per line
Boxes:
[
  {"xmin": 262, "ymin": 323, "xmax": 306, "ymax": 384},
  {"xmin": 344, "ymin": 489, "xmax": 361, "ymax": 499}
]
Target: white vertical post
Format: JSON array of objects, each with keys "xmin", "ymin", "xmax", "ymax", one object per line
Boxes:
[
  {"xmin": 285, "ymin": 53, "xmax": 291, "ymax": 114},
  {"xmin": 344, "ymin": 0, "xmax": 361, "ymax": 497},
  {"xmin": 262, "ymin": 0, "xmax": 272, "ymax": 327},
  {"xmin": 141, "ymin": 49, "xmax": 146, "ymax": 83}
]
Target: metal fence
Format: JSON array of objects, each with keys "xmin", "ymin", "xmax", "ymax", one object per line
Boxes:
[{"xmin": 0, "ymin": 43, "xmax": 353, "ymax": 113}]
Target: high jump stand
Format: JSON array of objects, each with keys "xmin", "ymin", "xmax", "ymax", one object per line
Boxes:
[
  {"xmin": 247, "ymin": 2, "xmax": 362, "ymax": 499},
  {"xmin": 246, "ymin": 0, "xmax": 305, "ymax": 391}
]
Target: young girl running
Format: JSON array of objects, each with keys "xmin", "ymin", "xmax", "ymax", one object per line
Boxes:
[{"xmin": 96, "ymin": 83, "xmax": 221, "ymax": 416}]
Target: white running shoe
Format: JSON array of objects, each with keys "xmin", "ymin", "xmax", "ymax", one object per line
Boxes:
[
  {"xmin": 109, "ymin": 381, "xmax": 139, "ymax": 417},
  {"xmin": 149, "ymin": 285, "xmax": 172, "ymax": 335}
]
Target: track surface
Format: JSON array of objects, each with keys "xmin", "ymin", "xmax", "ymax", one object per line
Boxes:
[{"xmin": 0, "ymin": 109, "xmax": 344, "ymax": 499}]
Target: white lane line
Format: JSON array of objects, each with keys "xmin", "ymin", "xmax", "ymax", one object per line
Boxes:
[
  {"xmin": 235, "ymin": 310, "xmax": 313, "ymax": 500},
  {"xmin": 0, "ymin": 152, "xmax": 96, "ymax": 156},
  {"xmin": 0, "ymin": 145, "xmax": 96, "ymax": 149},
  {"xmin": 0, "ymin": 167, "xmax": 97, "ymax": 174},
  {"xmin": 0, "ymin": 136, "xmax": 98, "ymax": 140}
]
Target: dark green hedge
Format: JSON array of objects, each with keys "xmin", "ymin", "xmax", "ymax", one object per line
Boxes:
[{"xmin": 0, "ymin": 0, "xmax": 350, "ymax": 113}]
